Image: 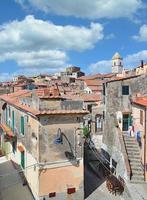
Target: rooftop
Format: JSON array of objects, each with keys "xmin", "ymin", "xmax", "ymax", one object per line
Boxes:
[
  {"xmin": 132, "ymin": 96, "xmax": 147, "ymax": 107},
  {"xmin": 0, "ymin": 89, "xmax": 88, "ymax": 116}
]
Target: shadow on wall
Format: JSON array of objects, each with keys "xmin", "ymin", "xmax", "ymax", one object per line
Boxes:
[{"xmin": 84, "ymin": 141, "xmax": 118, "ymax": 199}]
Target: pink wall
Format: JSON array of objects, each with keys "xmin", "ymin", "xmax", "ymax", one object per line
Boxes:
[{"xmin": 132, "ymin": 104, "xmax": 147, "ymax": 180}]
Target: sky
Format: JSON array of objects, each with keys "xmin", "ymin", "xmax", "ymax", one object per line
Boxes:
[{"xmin": 0, "ymin": 0, "xmax": 147, "ymax": 81}]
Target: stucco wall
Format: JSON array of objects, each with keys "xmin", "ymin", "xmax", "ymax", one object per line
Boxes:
[
  {"xmin": 39, "ymin": 114, "xmax": 83, "ymax": 163},
  {"xmin": 1, "ymin": 103, "xmax": 40, "ymax": 160},
  {"xmin": 39, "ymin": 161, "xmax": 83, "ymax": 200},
  {"xmin": 132, "ymin": 104, "xmax": 147, "ymax": 180}
]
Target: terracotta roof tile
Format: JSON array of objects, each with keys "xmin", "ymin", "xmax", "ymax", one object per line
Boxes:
[
  {"xmin": 87, "ymin": 85, "xmax": 103, "ymax": 92},
  {"xmin": 77, "ymin": 73, "xmax": 115, "ymax": 80},
  {"xmin": 34, "ymin": 88, "xmax": 62, "ymax": 98},
  {"xmin": 64, "ymin": 93, "xmax": 101, "ymax": 102},
  {"xmin": 106, "ymin": 75, "xmax": 140, "ymax": 83},
  {"xmin": 132, "ymin": 96, "xmax": 147, "ymax": 107},
  {"xmin": 38, "ymin": 109, "xmax": 89, "ymax": 115},
  {"xmin": 85, "ymin": 79, "xmax": 103, "ymax": 86},
  {"xmin": 0, "ymin": 90, "xmax": 88, "ymax": 116}
]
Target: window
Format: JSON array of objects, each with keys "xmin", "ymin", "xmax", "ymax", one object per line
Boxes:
[
  {"xmin": 87, "ymin": 104, "xmax": 92, "ymax": 113},
  {"xmin": 95, "ymin": 115, "xmax": 103, "ymax": 131},
  {"xmin": 140, "ymin": 110, "xmax": 143, "ymax": 125},
  {"xmin": 122, "ymin": 85, "xmax": 129, "ymax": 95},
  {"xmin": 12, "ymin": 111, "xmax": 15, "ymax": 132},
  {"xmin": 8, "ymin": 106, "xmax": 11, "ymax": 118},
  {"xmin": 20, "ymin": 116, "xmax": 25, "ymax": 135}
]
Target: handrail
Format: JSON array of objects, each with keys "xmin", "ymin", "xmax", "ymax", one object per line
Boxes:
[{"xmin": 116, "ymin": 127, "xmax": 131, "ymax": 180}]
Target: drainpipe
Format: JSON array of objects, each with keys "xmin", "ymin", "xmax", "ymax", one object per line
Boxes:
[{"xmin": 144, "ymin": 107, "xmax": 147, "ymax": 181}]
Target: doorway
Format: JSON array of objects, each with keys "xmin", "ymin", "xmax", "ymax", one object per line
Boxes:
[{"xmin": 122, "ymin": 114, "xmax": 132, "ymax": 131}]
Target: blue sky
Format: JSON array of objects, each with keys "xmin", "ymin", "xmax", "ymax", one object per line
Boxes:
[{"xmin": 0, "ymin": 0, "xmax": 147, "ymax": 81}]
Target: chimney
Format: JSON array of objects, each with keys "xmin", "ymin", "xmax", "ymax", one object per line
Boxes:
[{"xmin": 141, "ymin": 60, "xmax": 144, "ymax": 68}]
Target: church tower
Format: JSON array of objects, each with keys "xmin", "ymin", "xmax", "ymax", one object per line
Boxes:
[{"xmin": 112, "ymin": 52, "xmax": 123, "ymax": 74}]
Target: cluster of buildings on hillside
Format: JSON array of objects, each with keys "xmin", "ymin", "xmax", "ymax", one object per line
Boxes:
[{"xmin": 0, "ymin": 53, "xmax": 147, "ymax": 200}]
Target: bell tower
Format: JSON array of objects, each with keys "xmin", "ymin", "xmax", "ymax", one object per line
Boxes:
[{"xmin": 112, "ymin": 52, "xmax": 123, "ymax": 74}]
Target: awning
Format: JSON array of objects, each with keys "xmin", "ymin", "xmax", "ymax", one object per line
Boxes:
[
  {"xmin": 18, "ymin": 145, "xmax": 24, "ymax": 152},
  {"xmin": 0, "ymin": 124, "xmax": 14, "ymax": 137}
]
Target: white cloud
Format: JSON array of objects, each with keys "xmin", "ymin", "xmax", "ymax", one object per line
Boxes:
[
  {"xmin": 0, "ymin": 15, "xmax": 103, "ymax": 52},
  {"xmin": 0, "ymin": 50, "xmax": 67, "ymax": 68},
  {"xmin": 105, "ymin": 33, "xmax": 115, "ymax": 40},
  {"xmin": 124, "ymin": 50, "xmax": 147, "ymax": 67},
  {"xmin": 0, "ymin": 73, "xmax": 13, "ymax": 82},
  {"xmin": 16, "ymin": 0, "xmax": 143, "ymax": 19},
  {"xmin": 133, "ymin": 24, "xmax": 147, "ymax": 41},
  {"xmin": 89, "ymin": 50, "xmax": 147, "ymax": 73},
  {"xmin": 89, "ymin": 60, "xmax": 112, "ymax": 73},
  {"xmin": 0, "ymin": 15, "xmax": 103, "ymax": 71}
]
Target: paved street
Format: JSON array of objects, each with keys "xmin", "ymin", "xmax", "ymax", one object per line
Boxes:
[
  {"xmin": 86, "ymin": 182, "xmax": 132, "ymax": 200},
  {"xmin": 126, "ymin": 183, "xmax": 147, "ymax": 200},
  {"xmin": 0, "ymin": 157, "xmax": 34, "ymax": 200},
  {"xmin": 86, "ymin": 182, "xmax": 147, "ymax": 200}
]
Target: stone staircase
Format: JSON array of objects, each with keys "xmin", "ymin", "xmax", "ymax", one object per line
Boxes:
[{"xmin": 123, "ymin": 133, "xmax": 144, "ymax": 183}]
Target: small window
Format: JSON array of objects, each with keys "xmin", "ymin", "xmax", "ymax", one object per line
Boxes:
[
  {"xmin": 140, "ymin": 110, "xmax": 143, "ymax": 125},
  {"xmin": 122, "ymin": 85, "xmax": 129, "ymax": 95},
  {"xmin": 87, "ymin": 104, "xmax": 92, "ymax": 113},
  {"xmin": 96, "ymin": 115, "xmax": 103, "ymax": 131}
]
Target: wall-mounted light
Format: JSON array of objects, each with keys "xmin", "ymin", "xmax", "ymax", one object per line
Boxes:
[{"xmin": 54, "ymin": 128, "xmax": 63, "ymax": 144}]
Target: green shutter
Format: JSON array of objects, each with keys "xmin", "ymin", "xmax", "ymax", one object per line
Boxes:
[
  {"xmin": 21, "ymin": 151, "xmax": 25, "ymax": 169},
  {"xmin": 21, "ymin": 116, "xmax": 24, "ymax": 135},
  {"xmin": 128, "ymin": 114, "xmax": 132, "ymax": 126},
  {"xmin": 6, "ymin": 108, "xmax": 8, "ymax": 125},
  {"xmin": 12, "ymin": 111, "xmax": 15, "ymax": 132}
]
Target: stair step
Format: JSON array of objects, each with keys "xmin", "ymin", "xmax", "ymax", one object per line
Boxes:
[
  {"xmin": 125, "ymin": 142, "xmax": 138, "ymax": 146},
  {"xmin": 131, "ymin": 176, "xmax": 144, "ymax": 181},
  {"xmin": 126, "ymin": 147, "xmax": 139, "ymax": 151},
  {"xmin": 128, "ymin": 153, "xmax": 140, "ymax": 158},
  {"xmin": 130, "ymin": 158, "xmax": 142, "ymax": 163},
  {"xmin": 131, "ymin": 166, "xmax": 143, "ymax": 171},
  {"xmin": 123, "ymin": 137, "xmax": 136, "ymax": 141},
  {"xmin": 132, "ymin": 171, "xmax": 144, "ymax": 176},
  {"xmin": 130, "ymin": 179, "xmax": 145, "ymax": 184},
  {"xmin": 125, "ymin": 144, "xmax": 138, "ymax": 147},
  {"xmin": 126, "ymin": 148, "xmax": 139, "ymax": 152},
  {"xmin": 125, "ymin": 143, "xmax": 139, "ymax": 147},
  {"xmin": 128, "ymin": 155, "xmax": 141, "ymax": 159},
  {"xmin": 130, "ymin": 162, "xmax": 142, "ymax": 167}
]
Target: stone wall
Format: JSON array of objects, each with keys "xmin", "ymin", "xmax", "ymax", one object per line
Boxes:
[
  {"xmin": 103, "ymin": 74, "xmax": 147, "ymax": 151},
  {"xmin": 39, "ymin": 99, "xmax": 84, "ymax": 111}
]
